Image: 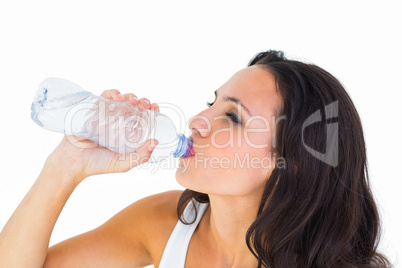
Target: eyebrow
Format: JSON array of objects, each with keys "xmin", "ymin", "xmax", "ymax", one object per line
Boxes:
[{"xmin": 215, "ymin": 90, "xmax": 252, "ymax": 116}]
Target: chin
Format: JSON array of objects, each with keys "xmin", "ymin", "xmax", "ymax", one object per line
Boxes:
[
  {"xmin": 175, "ymin": 169, "xmax": 196, "ymax": 189},
  {"xmin": 175, "ymin": 169, "xmax": 209, "ymax": 194}
]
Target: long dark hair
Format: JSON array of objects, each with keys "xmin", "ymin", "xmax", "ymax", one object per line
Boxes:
[{"xmin": 177, "ymin": 50, "xmax": 390, "ymax": 267}]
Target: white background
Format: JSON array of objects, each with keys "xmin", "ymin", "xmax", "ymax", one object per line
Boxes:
[{"xmin": 0, "ymin": 0, "xmax": 400, "ymax": 266}]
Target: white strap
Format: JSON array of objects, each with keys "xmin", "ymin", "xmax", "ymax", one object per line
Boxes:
[{"xmin": 158, "ymin": 200, "xmax": 209, "ymax": 267}]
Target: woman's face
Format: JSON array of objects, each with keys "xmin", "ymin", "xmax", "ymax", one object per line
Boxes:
[{"xmin": 176, "ymin": 65, "xmax": 283, "ymax": 197}]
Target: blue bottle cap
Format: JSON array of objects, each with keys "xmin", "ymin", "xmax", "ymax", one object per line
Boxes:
[{"xmin": 173, "ymin": 134, "xmax": 193, "ymax": 158}]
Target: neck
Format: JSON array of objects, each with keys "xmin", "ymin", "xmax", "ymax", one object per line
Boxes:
[{"xmin": 201, "ymin": 193, "xmax": 261, "ymax": 267}]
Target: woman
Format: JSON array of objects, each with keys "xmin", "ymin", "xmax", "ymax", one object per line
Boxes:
[{"xmin": 0, "ymin": 50, "xmax": 390, "ymax": 267}]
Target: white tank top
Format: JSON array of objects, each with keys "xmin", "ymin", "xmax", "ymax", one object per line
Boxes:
[{"xmin": 158, "ymin": 199, "xmax": 209, "ymax": 267}]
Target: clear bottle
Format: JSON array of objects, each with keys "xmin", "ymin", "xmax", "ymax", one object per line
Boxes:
[{"xmin": 31, "ymin": 77, "xmax": 193, "ymax": 163}]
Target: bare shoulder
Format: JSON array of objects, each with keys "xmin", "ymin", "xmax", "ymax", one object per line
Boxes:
[
  {"xmin": 45, "ymin": 190, "xmax": 183, "ymax": 267},
  {"xmin": 118, "ymin": 190, "xmax": 184, "ymax": 263},
  {"xmin": 124, "ymin": 189, "xmax": 184, "ymax": 232},
  {"xmin": 130, "ymin": 189, "xmax": 184, "ymax": 224}
]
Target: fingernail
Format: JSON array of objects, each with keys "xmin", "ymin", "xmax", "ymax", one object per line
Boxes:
[
  {"xmin": 151, "ymin": 104, "xmax": 159, "ymax": 112},
  {"xmin": 141, "ymin": 99, "xmax": 150, "ymax": 108},
  {"xmin": 148, "ymin": 140, "xmax": 159, "ymax": 151},
  {"xmin": 131, "ymin": 98, "xmax": 138, "ymax": 105}
]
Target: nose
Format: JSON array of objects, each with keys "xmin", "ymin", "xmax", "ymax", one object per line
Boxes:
[{"xmin": 188, "ymin": 114, "xmax": 211, "ymax": 138}]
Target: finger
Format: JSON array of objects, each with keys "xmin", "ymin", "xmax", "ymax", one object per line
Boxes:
[
  {"xmin": 150, "ymin": 103, "xmax": 160, "ymax": 113},
  {"xmin": 63, "ymin": 135, "xmax": 98, "ymax": 149},
  {"xmin": 100, "ymin": 89, "xmax": 124, "ymax": 101},
  {"xmin": 117, "ymin": 139, "xmax": 159, "ymax": 170},
  {"xmin": 122, "ymin": 93, "xmax": 139, "ymax": 106},
  {"xmin": 138, "ymin": 98, "xmax": 151, "ymax": 109}
]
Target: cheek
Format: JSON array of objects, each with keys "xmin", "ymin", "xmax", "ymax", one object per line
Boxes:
[
  {"xmin": 175, "ymin": 151, "xmax": 275, "ymax": 196},
  {"xmin": 211, "ymin": 126, "xmax": 236, "ymax": 148},
  {"xmin": 206, "ymin": 130, "xmax": 273, "ymax": 170},
  {"xmin": 244, "ymin": 118, "xmax": 275, "ymax": 151},
  {"xmin": 176, "ymin": 165, "xmax": 270, "ymax": 196},
  {"xmin": 243, "ymin": 130, "xmax": 273, "ymax": 151},
  {"xmin": 212, "ymin": 126, "xmax": 273, "ymax": 153},
  {"xmin": 175, "ymin": 127, "xmax": 275, "ymax": 195}
]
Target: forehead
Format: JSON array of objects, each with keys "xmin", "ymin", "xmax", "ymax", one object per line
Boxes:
[{"xmin": 219, "ymin": 65, "xmax": 283, "ymax": 118}]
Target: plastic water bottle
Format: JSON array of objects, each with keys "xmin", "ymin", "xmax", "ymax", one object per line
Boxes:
[{"xmin": 31, "ymin": 77, "xmax": 193, "ymax": 163}]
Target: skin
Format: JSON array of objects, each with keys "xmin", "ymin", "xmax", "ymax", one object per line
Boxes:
[
  {"xmin": 0, "ymin": 65, "xmax": 283, "ymax": 267},
  {"xmin": 177, "ymin": 65, "xmax": 283, "ymax": 266}
]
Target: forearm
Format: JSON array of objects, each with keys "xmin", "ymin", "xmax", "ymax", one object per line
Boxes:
[{"xmin": 0, "ymin": 158, "xmax": 81, "ymax": 267}]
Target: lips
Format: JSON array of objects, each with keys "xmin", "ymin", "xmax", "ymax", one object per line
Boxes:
[
  {"xmin": 187, "ymin": 147, "xmax": 195, "ymax": 157},
  {"xmin": 187, "ymin": 135, "xmax": 195, "ymax": 157},
  {"xmin": 181, "ymin": 144, "xmax": 195, "ymax": 159}
]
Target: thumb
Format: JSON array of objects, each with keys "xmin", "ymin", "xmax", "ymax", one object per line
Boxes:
[{"xmin": 119, "ymin": 139, "xmax": 159, "ymax": 170}]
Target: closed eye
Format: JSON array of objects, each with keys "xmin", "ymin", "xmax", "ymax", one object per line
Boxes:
[
  {"xmin": 226, "ymin": 112, "xmax": 242, "ymax": 125},
  {"xmin": 207, "ymin": 101, "xmax": 242, "ymax": 125}
]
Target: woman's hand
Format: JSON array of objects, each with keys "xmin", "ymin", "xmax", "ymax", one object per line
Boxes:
[
  {"xmin": 0, "ymin": 90, "xmax": 160, "ymax": 267},
  {"xmin": 46, "ymin": 89, "xmax": 160, "ymax": 185}
]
